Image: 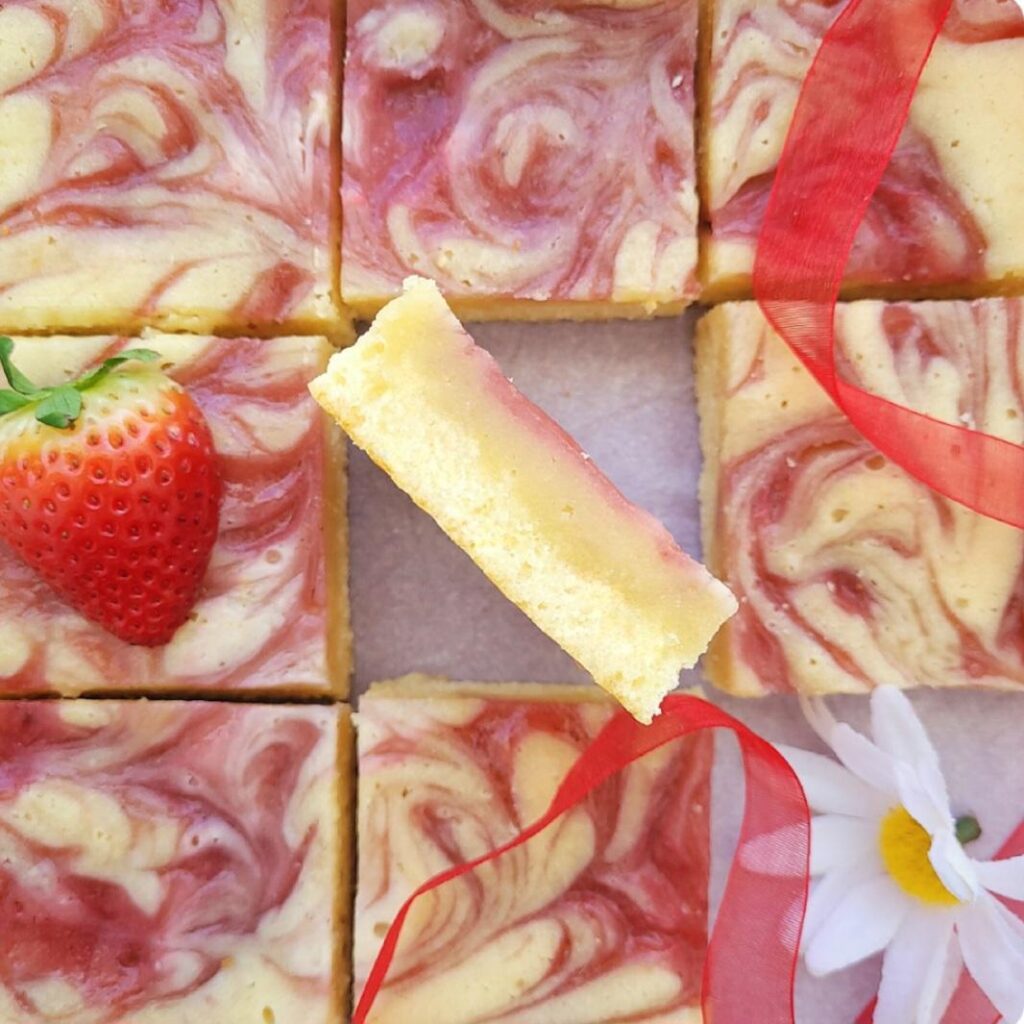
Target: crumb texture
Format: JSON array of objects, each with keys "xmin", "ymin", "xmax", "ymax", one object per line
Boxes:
[{"xmin": 312, "ymin": 279, "xmax": 736, "ymax": 722}]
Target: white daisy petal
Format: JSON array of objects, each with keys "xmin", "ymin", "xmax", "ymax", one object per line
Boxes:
[
  {"xmin": 870, "ymin": 688, "xmax": 942, "ymax": 776},
  {"xmin": 800, "ymin": 696, "xmax": 894, "ymax": 789},
  {"xmin": 890, "ymin": 752, "xmax": 958, "ymax": 853},
  {"xmin": 894, "ymin": 762, "xmax": 954, "ymax": 838},
  {"xmin": 915, "ymin": 927, "xmax": 963, "ymax": 1024},
  {"xmin": 991, "ymin": 892, "xmax": 1024, "ymax": 941},
  {"xmin": 910, "ymin": 756, "xmax": 955, "ymax": 824},
  {"xmin": 800, "ymin": 694, "xmax": 842, "ymax": 747},
  {"xmin": 974, "ymin": 855, "xmax": 1024, "ymax": 901},
  {"xmin": 956, "ymin": 893, "xmax": 1024, "ymax": 1022},
  {"xmin": 811, "ymin": 815, "xmax": 878, "ymax": 875},
  {"xmin": 927, "ymin": 830, "xmax": 980, "ymax": 904},
  {"xmin": 803, "ymin": 859, "xmax": 881, "ymax": 947},
  {"xmin": 804, "ymin": 874, "xmax": 910, "ymax": 976},
  {"xmin": 870, "ymin": 690, "xmax": 958, "ymax": 838},
  {"xmin": 777, "ymin": 745, "xmax": 891, "ymax": 818},
  {"xmin": 827, "ymin": 721, "xmax": 902, "ymax": 797},
  {"xmin": 874, "ymin": 909, "xmax": 958, "ymax": 1024}
]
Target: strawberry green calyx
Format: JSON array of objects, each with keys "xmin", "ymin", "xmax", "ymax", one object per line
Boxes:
[{"xmin": 0, "ymin": 337, "xmax": 160, "ymax": 429}]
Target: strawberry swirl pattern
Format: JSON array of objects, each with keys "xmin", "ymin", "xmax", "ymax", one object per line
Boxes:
[
  {"xmin": 704, "ymin": 0, "xmax": 1024, "ymax": 294},
  {"xmin": 0, "ymin": 0, "xmax": 338, "ymax": 332},
  {"xmin": 705, "ymin": 300, "xmax": 1024, "ymax": 696},
  {"xmin": 0, "ymin": 700, "xmax": 340, "ymax": 1023},
  {"xmin": 342, "ymin": 0, "xmax": 699, "ymax": 308},
  {"xmin": 355, "ymin": 690, "xmax": 710, "ymax": 1022}
]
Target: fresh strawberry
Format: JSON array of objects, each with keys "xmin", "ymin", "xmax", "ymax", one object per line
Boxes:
[{"xmin": 0, "ymin": 338, "xmax": 222, "ymax": 646}]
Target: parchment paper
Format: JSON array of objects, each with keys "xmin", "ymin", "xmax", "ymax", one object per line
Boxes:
[{"xmin": 347, "ymin": 311, "xmax": 1024, "ymax": 1024}]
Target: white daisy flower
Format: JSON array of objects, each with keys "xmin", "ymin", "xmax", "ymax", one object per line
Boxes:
[{"xmin": 778, "ymin": 687, "xmax": 1024, "ymax": 1024}]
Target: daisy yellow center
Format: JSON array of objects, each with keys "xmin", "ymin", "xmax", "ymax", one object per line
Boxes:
[{"xmin": 878, "ymin": 808, "xmax": 960, "ymax": 907}]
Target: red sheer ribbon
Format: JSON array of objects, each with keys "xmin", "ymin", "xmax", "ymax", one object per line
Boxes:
[
  {"xmin": 854, "ymin": 821, "xmax": 1024, "ymax": 1024},
  {"xmin": 753, "ymin": 0, "xmax": 1024, "ymax": 529},
  {"xmin": 354, "ymin": 695, "xmax": 811, "ymax": 1024},
  {"xmin": 757, "ymin": 2, "xmax": 1024, "ymax": 1019}
]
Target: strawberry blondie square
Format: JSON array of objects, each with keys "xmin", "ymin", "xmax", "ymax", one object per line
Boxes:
[
  {"xmin": 354, "ymin": 677, "xmax": 709, "ymax": 1024},
  {"xmin": 0, "ymin": 700, "xmax": 351, "ymax": 1024},
  {"xmin": 698, "ymin": 299, "xmax": 1024, "ymax": 696},
  {"xmin": 0, "ymin": 0, "xmax": 342, "ymax": 335},
  {"xmin": 342, "ymin": 0, "xmax": 701, "ymax": 319},
  {"xmin": 0, "ymin": 333, "xmax": 350, "ymax": 697},
  {"xmin": 701, "ymin": 0, "xmax": 1024, "ymax": 300}
]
